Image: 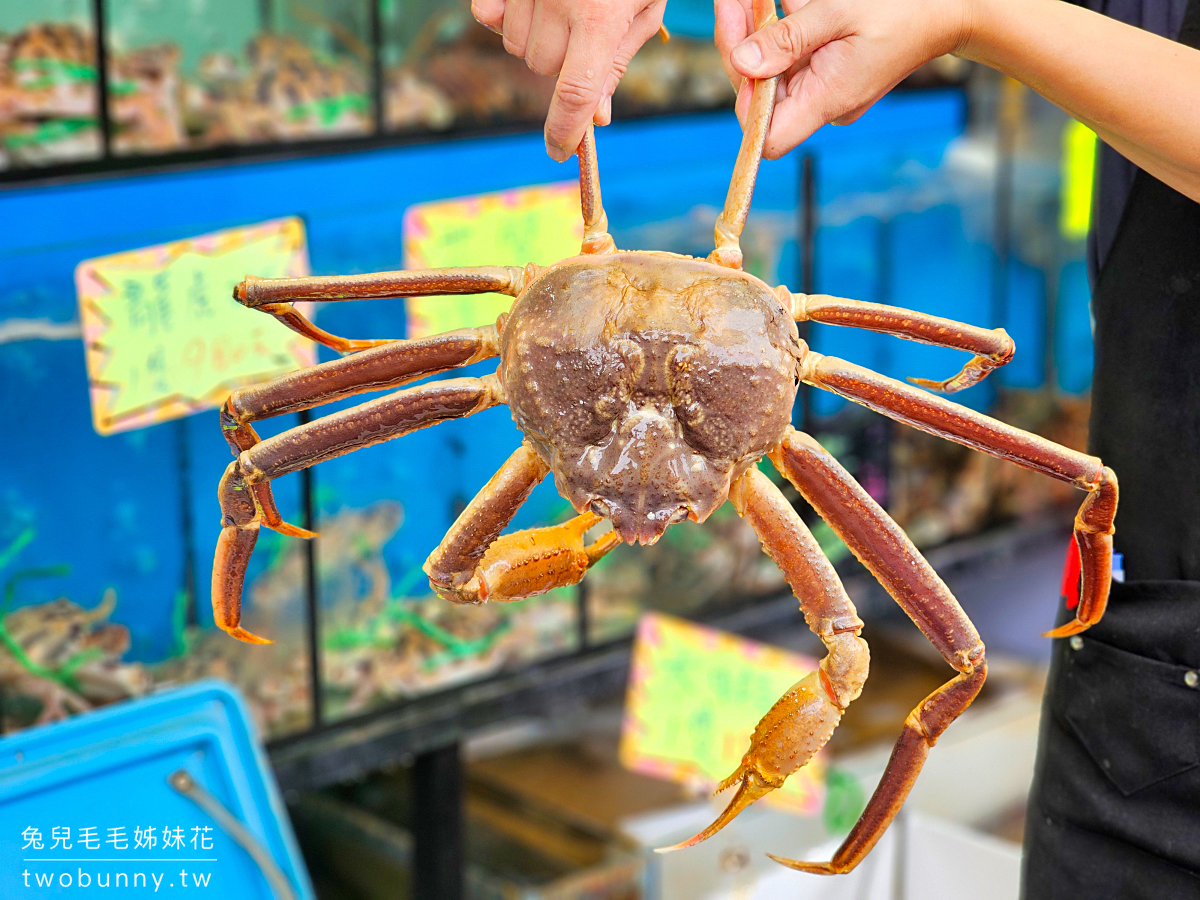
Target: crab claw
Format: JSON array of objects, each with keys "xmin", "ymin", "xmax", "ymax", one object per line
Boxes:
[
  {"xmin": 212, "ymin": 522, "xmax": 272, "ymax": 645},
  {"xmin": 764, "ymin": 854, "xmax": 839, "ymax": 875},
  {"xmin": 250, "ymin": 482, "xmax": 318, "ymax": 539},
  {"xmin": 656, "ymin": 668, "xmax": 845, "ymax": 854},
  {"xmin": 655, "ymin": 766, "xmax": 779, "ymax": 853},
  {"xmin": 212, "ymin": 462, "xmax": 273, "ymax": 645}
]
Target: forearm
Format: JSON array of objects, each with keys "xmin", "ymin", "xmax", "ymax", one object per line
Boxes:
[{"xmin": 962, "ymin": 0, "xmax": 1200, "ymax": 200}]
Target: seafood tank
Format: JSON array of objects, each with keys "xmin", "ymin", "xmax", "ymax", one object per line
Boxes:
[
  {"xmin": 0, "ymin": 1, "xmax": 101, "ymax": 170},
  {"xmin": 102, "ymin": 0, "xmax": 373, "ymax": 155},
  {"xmin": 377, "ymin": 0, "xmax": 738, "ymax": 137}
]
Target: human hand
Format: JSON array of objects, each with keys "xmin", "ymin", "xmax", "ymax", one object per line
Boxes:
[
  {"xmin": 472, "ymin": 0, "xmax": 667, "ymax": 161},
  {"xmin": 714, "ymin": 0, "xmax": 972, "ymax": 158}
]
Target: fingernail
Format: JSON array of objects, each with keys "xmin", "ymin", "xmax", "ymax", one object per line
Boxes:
[
  {"xmin": 598, "ymin": 95, "xmax": 612, "ymax": 125},
  {"xmin": 545, "ymin": 139, "xmax": 570, "ymax": 162},
  {"xmin": 731, "ymin": 41, "xmax": 762, "ymax": 72}
]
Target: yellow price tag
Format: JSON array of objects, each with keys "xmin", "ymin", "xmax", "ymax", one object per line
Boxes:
[
  {"xmin": 620, "ymin": 612, "xmax": 826, "ymax": 815},
  {"xmin": 75, "ymin": 217, "xmax": 314, "ymax": 435},
  {"xmin": 402, "ymin": 183, "xmax": 584, "ymax": 339},
  {"xmin": 1061, "ymin": 119, "xmax": 1097, "ymax": 240}
]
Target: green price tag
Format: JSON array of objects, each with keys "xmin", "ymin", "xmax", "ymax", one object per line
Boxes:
[
  {"xmin": 402, "ymin": 183, "xmax": 585, "ymax": 339},
  {"xmin": 620, "ymin": 612, "xmax": 827, "ymax": 815},
  {"xmin": 76, "ymin": 218, "xmax": 314, "ymax": 435}
]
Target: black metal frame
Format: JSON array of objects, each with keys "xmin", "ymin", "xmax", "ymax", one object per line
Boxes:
[{"xmin": 0, "ymin": 1, "xmax": 738, "ymax": 190}]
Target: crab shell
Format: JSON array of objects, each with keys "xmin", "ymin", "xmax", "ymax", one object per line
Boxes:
[{"xmin": 500, "ymin": 251, "xmax": 804, "ymax": 545}]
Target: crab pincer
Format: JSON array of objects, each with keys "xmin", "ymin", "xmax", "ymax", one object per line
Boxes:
[
  {"xmin": 658, "ymin": 666, "xmax": 846, "ymax": 852},
  {"xmin": 212, "ymin": 460, "xmax": 273, "ymax": 645}
]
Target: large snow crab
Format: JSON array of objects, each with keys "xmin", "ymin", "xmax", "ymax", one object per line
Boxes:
[{"xmin": 211, "ymin": 1, "xmax": 1117, "ymax": 875}]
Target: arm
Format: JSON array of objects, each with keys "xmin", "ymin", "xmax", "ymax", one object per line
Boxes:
[
  {"xmin": 472, "ymin": 0, "xmax": 666, "ymax": 161},
  {"xmin": 716, "ymin": 0, "xmax": 1200, "ymax": 202}
]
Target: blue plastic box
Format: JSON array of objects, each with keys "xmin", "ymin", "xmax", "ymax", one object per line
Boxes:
[{"xmin": 0, "ymin": 681, "xmax": 314, "ymax": 898}]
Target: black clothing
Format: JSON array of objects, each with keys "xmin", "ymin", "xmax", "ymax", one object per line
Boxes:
[
  {"xmin": 1074, "ymin": 0, "xmax": 1190, "ymax": 283},
  {"xmin": 1022, "ymin": 0, "xmax": 1200, "ymax": 894}
]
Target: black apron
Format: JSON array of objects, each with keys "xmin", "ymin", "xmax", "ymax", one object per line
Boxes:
[{"xmin": 1022, "ymin": 0, "xmax": 1200, "ymax": 894}]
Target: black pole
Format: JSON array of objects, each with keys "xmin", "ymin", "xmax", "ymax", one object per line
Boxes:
[
  {"xmin": 369, "ymin": 0, "xmax": 385, "ymax": 136},
  {"xmin": 799, "ymin": 153, "xmax": 817, "ymax": 432},
  {"xmin": 90, "ymin": 0, "xmax": 111, "ymax": 158},
  {"xmin": 992, "ymin": 77, "xmax": 1018, "ymax": 338},
  {"xmin": 176, "ymin": 419, "xmax": 197, "ymax": 628},
  {"xmin": 413, "ymin": 743, "xmax": 464, "ymax": 900},
  {"xmin": 299, "ymin": 409, "xmax": 323, "ymax": 729},
  {"xmin": 577, "ymin": 577, "xmax": 590, "ymax": 650}
]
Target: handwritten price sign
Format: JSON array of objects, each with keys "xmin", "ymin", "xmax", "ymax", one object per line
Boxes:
[
  {"xmin": 402, "ymin": 183, "xmax": 585, "ymax": 339},
  {"xmin": 75, "ymin": 218, "xmax": 315, "ymax": 435},
  {"xmin": 620, "ymin": 612, "xmax": 826, "ymax": 815}
]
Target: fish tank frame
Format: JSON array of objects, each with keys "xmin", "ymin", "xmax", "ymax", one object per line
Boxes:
[{"xmin": 0, "ymin": 0, "xmax": 745, "ymax": 183}]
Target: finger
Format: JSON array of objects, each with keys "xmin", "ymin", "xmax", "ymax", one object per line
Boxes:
[
  {"xmin": 730, "ymin": 4, "xmax": 844, "ymax": 80},
  {"xmin": 596, "ymin": 0, "xmax": 666, "ymax": 118},
  {"xmin": 733, "ymin": 77, "xmax": 754, "ymax": 127},
  {"xmin": 472, "ymin": 0, "xmax": 506, "ymax": 32},
  {"xmin": 714, "ymin": 0, "xmax": 754, "ymax": 89},
  {"xmin": 545, "ymin": 18, "xmax": 626, "ymax": 161},
  {"xmin": 762, "ymin": 65, "xmax": 861, "ymax": 158},
  {"xmin": 525, "ymin": 3, "xmax": 570, "ymax": 76},
  {"xmin": 833, "ymin": 102, "xmax": 872, "ymax": 125},
  {"xmin": 502, "ymin": 0, "xmax": 535, "ymax": 57}
]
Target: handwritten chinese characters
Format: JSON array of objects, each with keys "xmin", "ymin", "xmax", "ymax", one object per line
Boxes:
[{"xmin": 75, "ymin": 217, "xmax": 315, "ymax": 435}]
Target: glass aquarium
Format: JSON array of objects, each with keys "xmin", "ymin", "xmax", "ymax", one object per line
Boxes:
[
  {"xmin": 0, "ymin": 0, "xmax": 101, "ymax": 170},
  {"xmin": 379, "ymin": 0, "xmax": 549, "ymax": 135},
  {"xmin": 103, "ymin": 0, "xmax": 373, "ymax": 156}
]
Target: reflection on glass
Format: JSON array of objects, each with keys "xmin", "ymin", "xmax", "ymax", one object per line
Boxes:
[
  {"xmin": 104, "ymin": 0, "xmax": 373, "ymax": 155},
  {"xmin": 0, "ymin": 1, "xmax": 101, "ymax": 169},
  {"xmin": 380, "ymin": 0, "xmax": 551, "ymax": 134},
  {"xmin": 380, "ymin": 0, "xmax": 735, "ymax": 137},
  {"xmin": 612, "ymin": 33, "xmax": 732, "ymax": 118}
]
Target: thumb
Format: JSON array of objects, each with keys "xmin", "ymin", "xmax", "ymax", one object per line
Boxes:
[{"xmin": 730, "ymin": 6, "xmax": 841, "ymax": 78}]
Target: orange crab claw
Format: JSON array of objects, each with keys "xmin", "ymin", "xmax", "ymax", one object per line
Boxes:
[
  {"xmin": 655, "ymin": 766, "xmax": 778, "ymax": 853},
  {"xmin": 765, "ymin": 853, "xmax": 839, "ymax": 875}
]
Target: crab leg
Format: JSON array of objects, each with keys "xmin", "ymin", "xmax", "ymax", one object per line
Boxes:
[
  {"xmin": 710, "ymin": 0, "xmax": 780, "ymax": 269},
  {"xmin": 234, "ymin": 265, "xmax": 532, "ymax": 352},
  {"xmin": 424, "ymin": 444, "xmax": 619, "ymax": 604},
  {"xmin": 765, "ymin": 428, "xmax": 986, "ymax": 874},
  {"xmin": 578, "ymin": 125, "xmax": 616, "ymax": 254},
  {"xmin": 661, "ymin": 467, "xmax": 869, "ymax": 852},
  {"xmin": 781, "ymin": 288, "xmax": 1015, "ymax": 392},
  {"xmin": 214, "ymin": 375, "xmax": 503, "ymax": 643},
  {"xmin": 221, "ymin": 324, "xmax": 500, "ymax": 537},
  {"xmin": 802, "ymin": 352, "xmax": 1118, "ymax": 637}
]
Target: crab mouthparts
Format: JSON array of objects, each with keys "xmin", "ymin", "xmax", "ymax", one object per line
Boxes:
[{"xmin": 601, "ymin": 501, "xmax": 689, "ymax": 546}]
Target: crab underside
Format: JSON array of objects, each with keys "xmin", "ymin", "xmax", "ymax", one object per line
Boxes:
[{"xmin": 210, "ymin": 1, "xmax": 1117, "ymax": 877}]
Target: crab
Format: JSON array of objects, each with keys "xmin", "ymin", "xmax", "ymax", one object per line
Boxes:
[{"xmin": 211, "ymin": 1, "xmax": 1117, "ymax": 875}]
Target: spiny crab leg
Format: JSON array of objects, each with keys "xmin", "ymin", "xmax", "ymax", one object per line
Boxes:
[
  {"xmin": 214, "ymin": 374, "xmax": 504, "ymax": 643},
  {"xmin": 578, "ymin": 125, "xmax": 616, "ymax": 255},
  {"xmin": 710, "ymin": 0, "xmax": 780, "ymax": 270},
  {"xmin": 659, "ymin": 467, "xmax": 869, "ymax": 852},
  {"xmin": 424, "ymin": 444, "xmax": 619, "ymax": 604},
  {"xmin": 221, "ymin": 324, "xmax": 502, "ymax": 537},
  {"xmin": 766, "ymin": 429, "xmax": 987, "ymax": 874},
  {"xmin": 801, "ymin": 352, "xmax": 1118, "ymax": 637},
  {"xmin": 234, "ymin": 265, "xmax": 533, "ymax": 353},
  {"xmin": 780, "ymin": 287, "xmax": 1015, "ymax": 392}
]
